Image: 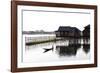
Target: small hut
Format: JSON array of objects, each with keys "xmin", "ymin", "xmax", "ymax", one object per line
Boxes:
[
  {"xmin": 82, "ymin": 25, "xmax": 90, "ymax": 38},
  {"xmin": 55, "ymin": 26, "xmax": 81, "ymax": 38}
]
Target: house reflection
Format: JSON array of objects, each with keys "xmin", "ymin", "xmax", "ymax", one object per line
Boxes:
[
  {"xmin": 83, "ymin": 44, "xmax": 90, "ymax": 54},
  {"xmin": 68, "ymin": 38, "xmax": 81, "ymax": 45},
  {"xmin": 56, "ymin": 44, "xmax": 81, "ymax": 56},
  {"xmin": 83, "ymin": 38, "xmax": 90, "ymax": 44},
  {"xmin": 82, "ymin": 38, "xmax": 90, "ymax": 53}
]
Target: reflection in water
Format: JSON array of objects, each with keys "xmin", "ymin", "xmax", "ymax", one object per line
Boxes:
[
  {"xmin": 55, "ymin": 38, "xmax": 90, "ymax": 57},
  {"xmin": 68, "ymin": 38, "xmax": 81, "ymax": 45},
  {"xmin": 83, "ymin": 44, "xmax": 90, "ymax": 54},
  {"xmin": 42, "ymin": 38, "xmax": 90, "ymax": 56},
  {"xmin": 56, "ymin": 44, "xmax": 81, "ymax": 56},
  {"xmin": 83, "ymin": 38, "xmax": 90, "ymax": 54},
  {"xmin": 25, "ymin": 38, "xmax": 90, "ymax": 63},
  {"xmin": 83, "ymin": 38, "xmax": 90, "ymax": 44}
]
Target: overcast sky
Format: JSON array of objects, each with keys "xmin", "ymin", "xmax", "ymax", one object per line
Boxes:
[{"xmin": 23, "ymin": 10, "xmax": 90, "ymax": 32}]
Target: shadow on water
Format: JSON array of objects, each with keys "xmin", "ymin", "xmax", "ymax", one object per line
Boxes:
[
  {"xmin": 55, "ymin": 38, "xmax": 90, "ymax": 57},
  {"xmin": 83, "ymin": 44, "xmax": 90, "ymax": 54},
  {"xmin": 83, "ymin": 38, "xmax": 90, "ymax": 44},
  {"xmin": 68, "ymin": 38, "xmax": 81, "ymax": 45},
  {"xmin": 56, "ymin": 44, "xmax": 81, "ymax": 57},
  {"xmin": 42, "ymin": 38, "xmax": 81, "ymax": 53},
  {"xmin": 82, "ymin": 38, "xmax": 90, "ymax": 54},
  {"xmin": 26, "ymin": 37, "xmax": 90, "ymax": 57}
]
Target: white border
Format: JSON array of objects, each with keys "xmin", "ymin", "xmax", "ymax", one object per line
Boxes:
[{"xmin": 17, "ymin": 5, "xmax": 94, "ymax": 68}]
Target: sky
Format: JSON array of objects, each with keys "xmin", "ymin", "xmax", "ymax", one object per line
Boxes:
[{"xmin": 23, "ymin": 10, "xmax": 91, "ymax": 32}]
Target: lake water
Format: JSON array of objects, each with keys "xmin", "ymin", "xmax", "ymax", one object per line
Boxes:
[{"xmin": 23, "ymin": 38, "xmax": 90, "ymax": 63}]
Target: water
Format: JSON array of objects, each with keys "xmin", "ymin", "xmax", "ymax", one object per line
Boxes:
[{"xmin": 23, "ymin": 38, "xmax": 90, "ymax": 63}]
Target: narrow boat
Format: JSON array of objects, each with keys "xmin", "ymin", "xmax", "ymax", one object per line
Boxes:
[{"xmin": 43, "ymin": 46, "xmax": 54, "ymax": 53}]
